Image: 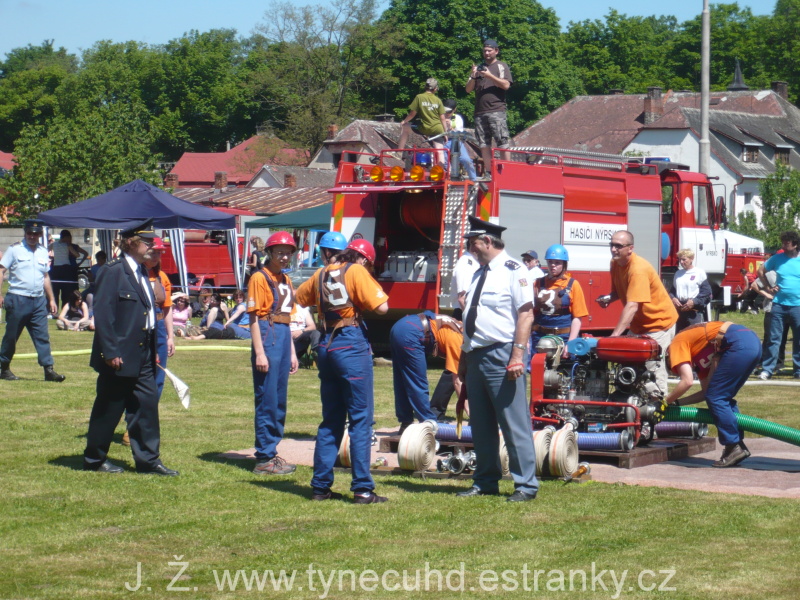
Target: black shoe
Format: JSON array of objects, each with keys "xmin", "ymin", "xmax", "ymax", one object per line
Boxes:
[
  {"xmin": 712, "ymin": 443, "xmax": 750, "ymax": 468},
  {"xmin": 137, "ymin": 463, "xmax": 180, "ymax": 476},
  {"xmin": 312, "ymin": 489, "xmax": 344, "ymax": 501},
  {"xmin": 0, "ymin": 365, "xmax": 19, "ymax": 380},
  {"xmin": 507, "ymin": 490, "xmax": 537, "ymax": 502},
  {"xmin": 44, "ymin": 366, "xmax": 66, "ymax": 382},
  {"xmin": 84, "ymin": 460, "xmax": 124, "ymax": 473},
  {"xmin": 456, "ymin": 485, "xmax": 499, "ymax": 497},
  {"xmin": 353, "ymin": 491, "xmax": 388, "ymax": 504}
]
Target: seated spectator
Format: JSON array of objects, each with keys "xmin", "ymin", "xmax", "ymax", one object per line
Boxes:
[
  {"xmin": 171, "ymin": 292, "xmax": 192, "ymax": 337},
  {"xmin": 290, "ymin": 304, "xmax": 320, "ymax": 360},
  {"xmin": 56, "ymin": 290, "xmax": 93, "ymax": 331},
  {"xmin": 192, "ymin": 287, "xmax": 213, "ymax": 318},
  {"xmin": 669, "ymin": 248, "xmax": 712, "ymax": 332},
  {"xmin": 737, "ymin": 268, "xmax": 759, "ymax": 314},
  {"xmin": 186, "ymin": 326, "xmax": 237, "ymax": 341},
  {"xmin": 224, "ymin": 290, "xmax": 252, "ymax": 340},
  {"xmin": 199, "ymin": 293, "xmax": 229, "ymax": 330}
]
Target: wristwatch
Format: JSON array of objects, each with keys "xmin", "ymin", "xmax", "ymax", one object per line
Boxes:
[{"xmin": 513, "ymin": 343, "xmax": 526, "ymax": 351}]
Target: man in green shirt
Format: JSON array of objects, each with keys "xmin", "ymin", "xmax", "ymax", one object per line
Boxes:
[{"xmin": 397, "ymin": 78, "xmax": 447, "ymax": 165}]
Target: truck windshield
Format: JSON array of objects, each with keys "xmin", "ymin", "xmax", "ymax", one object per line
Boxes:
[{"xmin": 661, "ymin": 185, "xmax": 674, "ymax": 225}]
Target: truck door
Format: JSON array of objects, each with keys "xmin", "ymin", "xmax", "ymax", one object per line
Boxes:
[{"xmin": 498, "ymin": 191, "xmax": 563, "ymax": 258}]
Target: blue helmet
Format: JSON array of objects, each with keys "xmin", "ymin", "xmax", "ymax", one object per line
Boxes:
[
  {"xmin": 545, "ymin": 244, "xmax": 569, "ymax": 262},
  {"xmin": 318, "ymin": 231, "xmax": 348, "ymax": 251}
]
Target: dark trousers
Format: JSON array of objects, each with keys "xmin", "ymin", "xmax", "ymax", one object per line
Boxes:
[
  {"xmin": 84, "ymin": 342, "xmax": 161, "ymax": 469},
  {"xmin": 50, "ymin": 265, "xmax": 78, "ymax": 309},
  {"xmin": 429, "ymin": 370, "xmax": 456, "ymax": 420},
  {"xmin": 293, "ymin": 329, "xmax": 321, "ymax": 357},
  {"xmin": 0, "ymin": 293, "xmax": 54, "ymax": 367}
]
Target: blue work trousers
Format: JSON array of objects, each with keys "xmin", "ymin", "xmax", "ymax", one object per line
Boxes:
[
  {"xmin": 0, "ymin": 293, "xmax": 54, "ymax": 367},
  {"xmin": 312, "ymin": 326, "xmax": 375, "ymax": 494},
  {"xmin": 251, "ymin": 321, "xmax": 292, "ymax": 460},
  {"xmin": 761, "ymin": 303, "xmax": 800, "ymax": 376},
  {"xmin": 390, "ymin": 315, "xmax": 437, "ymax": 424},
  {"xmin": 465, "ymin": 343, "xmax": 538, "ymax": 496},
  {"xmin": 705, "ymin": 325, "xmax": 761, "ymax": 445}
]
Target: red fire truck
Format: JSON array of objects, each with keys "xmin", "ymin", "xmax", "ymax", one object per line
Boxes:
[{"xmin": 326, "ymin": 146, "xmax": 763, "ymax": 341}]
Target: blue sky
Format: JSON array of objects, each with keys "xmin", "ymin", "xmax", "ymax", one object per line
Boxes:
[{"xmin": 1, "ymin": 0, "xmax": 771, "ymax": 60}]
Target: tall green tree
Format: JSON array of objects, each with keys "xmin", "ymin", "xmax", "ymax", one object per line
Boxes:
[
  {"xmin": 379, "ymin": 0, "xmax": 583, "ymax": 133},
  {"xmin": 4, "ymin": 102, "xmax": 160, "ymax": 217},
  {"xmin": 752, "ymin": 163, "xmax": 800, "ymax": 249},
  {"xmin": 249, "ymin": 0, "xmax": 403, "ymax": 151},
  {"xmin": 762, "ymin": 0, "xmax": 800, "ymax": 103}
]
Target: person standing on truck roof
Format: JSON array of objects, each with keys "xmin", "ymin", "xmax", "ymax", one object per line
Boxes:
[
  {"xmin": 457, "ymin": 215, "xmax": 538, "ymax": 502},
  {"xmin": 597, "ymin": 230, "xmax": 678, "ymax": 395},
  {"xmin": 397, "ymin": 78, "xmax": 447, "ymax": 166},
  {"xmin": 442, "ymin": 99, "xmax": 478, "ymax": 180},
  {"xmin": 247, "ymin": 231, "xmax": 299, "ymax": 476},
  {"xmin": 465, "ymin": 39, "xmax": 513, "ymax": 178},
  {"xmin": 295, "ymin": 239, "xmax": 390, "ymax": 504},
  {"xmin": 665, "ymin": 321, "xmax": 761, "ymax": 468},
  {"xmin": 757, "ymin": 230, "xmax": 800, "ymax": 380}
]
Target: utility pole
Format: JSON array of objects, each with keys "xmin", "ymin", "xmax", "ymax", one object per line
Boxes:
[{"xmin": 699, "ymin": 0, "xmax": 710, "ymax": 174}]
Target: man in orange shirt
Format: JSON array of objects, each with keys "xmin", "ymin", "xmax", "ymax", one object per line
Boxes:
[
  {"xmin": 247, "ymin": 231, "xmax": 299, "ymax": 476},
  {"xmin": 597, "ymin": 230, "xmax": 678, "ymax": 394},
  {"xmin": 665, "ymin": 322, "xmax": 761, "ymax": 467}
]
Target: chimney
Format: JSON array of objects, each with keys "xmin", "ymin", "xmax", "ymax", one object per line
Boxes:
[
  {"xmin": 643, "ymin": 86, "xmax": 663, "ymax": 125},
  {"xmin": 164, "ymin": 173, "xmax": 179, "ymax": 188},
  {"xmin": 284, "ymin": 174, "xmax": 297, "ymax": 188},
  {"xmin": 374, "ymin": 113, "xmax": 395, "ymax": 122},
  {"xmin": 327, "ymin": 124, "xmax": 339, "ymax": 140},
  {"xmin": 608, "ymin": 88, "xmax": 624, "ymax": 95},
  {"xmin": 772, "ymin": 81, "xmax": 789, "ymax": 100},
  {"xmin": 214, "ymin": 171, "xmax": 227, "ymax": 190}
]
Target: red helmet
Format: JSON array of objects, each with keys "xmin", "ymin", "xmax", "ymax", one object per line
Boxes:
[
  {"xmin": 266, "ymin": 231, "xmax": 297, "ymax": 251},
  {"xmin": 151, "ymin": 236, "xmax": 166, "ymax": 251},
  {"xmin": 347, "ymin": 239, "xmax": 376, "ymax": 263}
]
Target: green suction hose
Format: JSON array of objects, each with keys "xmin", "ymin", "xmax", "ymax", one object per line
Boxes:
[{"xmin": 665, "ymin": 406, "xmax": 800, "ymax": 447}]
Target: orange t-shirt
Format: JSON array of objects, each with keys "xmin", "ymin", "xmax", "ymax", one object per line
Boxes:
[
  {"xmin": 610, "ymin": 253, "xmax": 678, "ymax": 333},
  {"xmin": 148, "ymin": 270, "xmax": 172, "ymax": 309},
  {"xmin": 431, "ymin": 322, "xmax": 462, "ymax": 373},
  {"xmin": 247, "ymin": 268, "xmax": 294, "ymax": 318},
  {"xmin": 668, "ymin": 321, "xmax": 724, "ymax": 379},
  {"xmin": 295, "ymin": 262, "xmax": 388, "ymax": 319}
]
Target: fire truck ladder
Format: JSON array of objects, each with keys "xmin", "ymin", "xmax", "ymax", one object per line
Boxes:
[{"xmin": 436, "ymin": 181, "xmax": 479, "ymax": 311}]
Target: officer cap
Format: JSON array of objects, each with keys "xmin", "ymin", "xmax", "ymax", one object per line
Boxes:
[
  {"xmin": 120, "ymin": 218, "xmax": 156, "ymax": 240},
  {"xmin": 23, "ymin": 219, "xmax": 45, "ymax": 233},
  {"xmin": 463, "ymin": 215, "xmax": 506, "ymax": 239}
]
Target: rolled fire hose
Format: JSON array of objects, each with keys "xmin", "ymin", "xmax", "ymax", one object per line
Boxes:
[
  {"xmin": 548, "ymin": 424, "xmax": 580, "ymax": 477},
  {"xmin": 654, "ymin": 421, "xmax": 708, "ymax": 439},
  {"xmin": 337, "ymin": 429, "xmax": 351, "ymax": 468},
  {"xmin": 533, "ymin": 426, "xmax": 555, "ymax": 476},
  {"xmin": 665, "ymin": 406, "xmax": 800, "ymax": 447},
  {"xmin": 576, "ymin": 431, "xmax": 634, "ymax": 451},
  {"xmin": 397, "ymin": 421, "xmax": 438, "ymax": 471},
  {"xmin": 437, "ymin": 424, "xmax": 473, "ymax": 442}
]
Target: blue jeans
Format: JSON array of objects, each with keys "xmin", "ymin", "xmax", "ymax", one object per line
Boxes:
[
  {"xmin": 0, "ymin": 293, "xmax": 54, "ymax": 367},
  {"xmin": 251, "ymin": 321, "xmax": 292, "ymax": 460},
  {"xmin": 390, "ymin": 315, "xmax": 437, "ymax": 424},
  {"xmin": 445, "ymin": 140, "xmax": 477, "ymax": 180},
  {"xmin": 312, "ymin": 326, "xmax": 375, "ymax": 494},
  {"xmin": 761, "ymin": 303, "xmax": 800, "ymax": 376}
]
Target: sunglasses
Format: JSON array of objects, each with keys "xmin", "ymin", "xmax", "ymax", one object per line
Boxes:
[{"xmin": 609, "ymin": 242, "xmax": 632, "ymax": 250}]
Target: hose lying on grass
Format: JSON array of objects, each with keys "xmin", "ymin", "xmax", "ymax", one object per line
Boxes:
[{"xmin": 664, "ymin": 406, "xmax": 800, "ymax": 447}]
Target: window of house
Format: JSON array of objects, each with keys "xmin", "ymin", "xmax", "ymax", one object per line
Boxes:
[
  {"xmin": 743, "ymin": 146, "xmax": 759, "ymax": 163},
  {"xmin": 332, "ymin": 153, "xmax": 342, "ymax": 168},
  {"xmin": 744, "ymin": 192, "xmax": 752, "ymax": 205},
  {"xmin": 776, "ymin": 148, "xmax": 790, "ymax": 165}
]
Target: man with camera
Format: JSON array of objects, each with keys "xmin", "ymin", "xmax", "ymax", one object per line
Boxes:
[{"xmin": 465, "ymin": 39, "xmax": 513, "ymax": 178}]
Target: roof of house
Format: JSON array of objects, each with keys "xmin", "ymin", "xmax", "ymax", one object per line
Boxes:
[
  {"xmin": 170, "ymin": 186, "xmax": 331, "ymax": 216},
  {"xmin": 252, "ymin": 165, "xmax": 337, "ymax": 188},
  {"xmin": 512, "ymin": 89, "xmax": 800, "ymax": 178},
  {"xmin": 0, "ymin": 150, "xmax": 15, "ymax": 172},
  {"xmin": 169, "ymin": 136, "xmax": 309, "ymax": 187}
]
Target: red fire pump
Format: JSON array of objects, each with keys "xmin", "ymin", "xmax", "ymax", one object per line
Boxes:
[{"xmin": 529, "ymin": 335, "xmax": 668, "ymax": 447}]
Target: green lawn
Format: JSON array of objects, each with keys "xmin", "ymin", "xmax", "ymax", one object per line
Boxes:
[{"xmin": 1, "ymin": 313, "xmax": 799, "ymax": 599}]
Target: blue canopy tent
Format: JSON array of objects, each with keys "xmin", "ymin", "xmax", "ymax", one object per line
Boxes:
[{"xmin": 38, "ymin": 179, "xmax": 241, "ymax": 292}]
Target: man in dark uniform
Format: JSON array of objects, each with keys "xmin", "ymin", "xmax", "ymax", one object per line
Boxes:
[
  {"xmin": 0, "ymin": 219, "xmax": 66, "ymax": 382},
  {"xmin": 83, "ymin": 219, "xmax": 178, "ymax": 475}
]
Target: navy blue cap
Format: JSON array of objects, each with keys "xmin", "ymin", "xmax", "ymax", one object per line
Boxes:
[
  {"xmin": 521, "ymin": 249, "xmax": 538, "ymax": 260},
  {"xmin": 23, "ymin": 219, "xmax": 45, "ymax": 233}
]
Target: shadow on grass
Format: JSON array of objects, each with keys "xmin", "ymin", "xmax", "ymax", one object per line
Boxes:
[
  {"xmin": 198, "ymin": 451, "xmax": 256, "ymax": 474},
  {"xmin": 48, "ymin": 453, "xmax": 133, "ymax": 472},
  {"xmin": 378, "ymin": 476, "xmax": 472, "ymax": 495}
]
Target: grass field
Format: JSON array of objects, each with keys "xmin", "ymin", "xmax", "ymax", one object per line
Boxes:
[{"xmin": 1, "ymin": 311, "xmax": 799, "ymax": 599}]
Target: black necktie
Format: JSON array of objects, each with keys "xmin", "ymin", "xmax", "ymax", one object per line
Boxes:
[{"xmin": 465, "ymin": 265, "xmax": 488, "ymax": 338}]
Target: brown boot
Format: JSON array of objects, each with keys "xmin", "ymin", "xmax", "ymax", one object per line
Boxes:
[{"xmin": 122, "ymin": 430, "xmax": 131, "ymax": 446}]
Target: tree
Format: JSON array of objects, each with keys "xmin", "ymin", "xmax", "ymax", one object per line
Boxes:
[
  {"xmin": 752, "ymin": 163, "xmax": 800, "ymax": 249},
  {"xmin": 379, "ymin": 0, "xmax": 584, "ymax": 133},
  {"xmin": 3, "ymin": 102, "xmax": 160, "ymax": 218},
  {"xmin": 249, "ymin": 0, "xmax": 403, "ymax": 151}
]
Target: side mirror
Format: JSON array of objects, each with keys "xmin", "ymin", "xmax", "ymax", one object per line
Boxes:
[{"xmin": 716, "ymin": 196, "xmax": 727, "ymax": 229}]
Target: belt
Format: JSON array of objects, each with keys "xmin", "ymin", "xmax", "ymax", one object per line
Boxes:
[
  {"xmin": 714, "ymin": 321, "xmax": 733, "ymax": 346},
  {"xmin": 325, "ymin": 316, "xmax": 360, "ymax": 329},
  {"xmin": 533, "ymin": 324, "xmax": 570, "ymax": 335},
  {"xmin": 258, "ymin": 314, "xmax": 291, "ymax": 324},
  {"xmin": 8, "ymin": 292, "xmax": 43, "ymax": 299}
]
